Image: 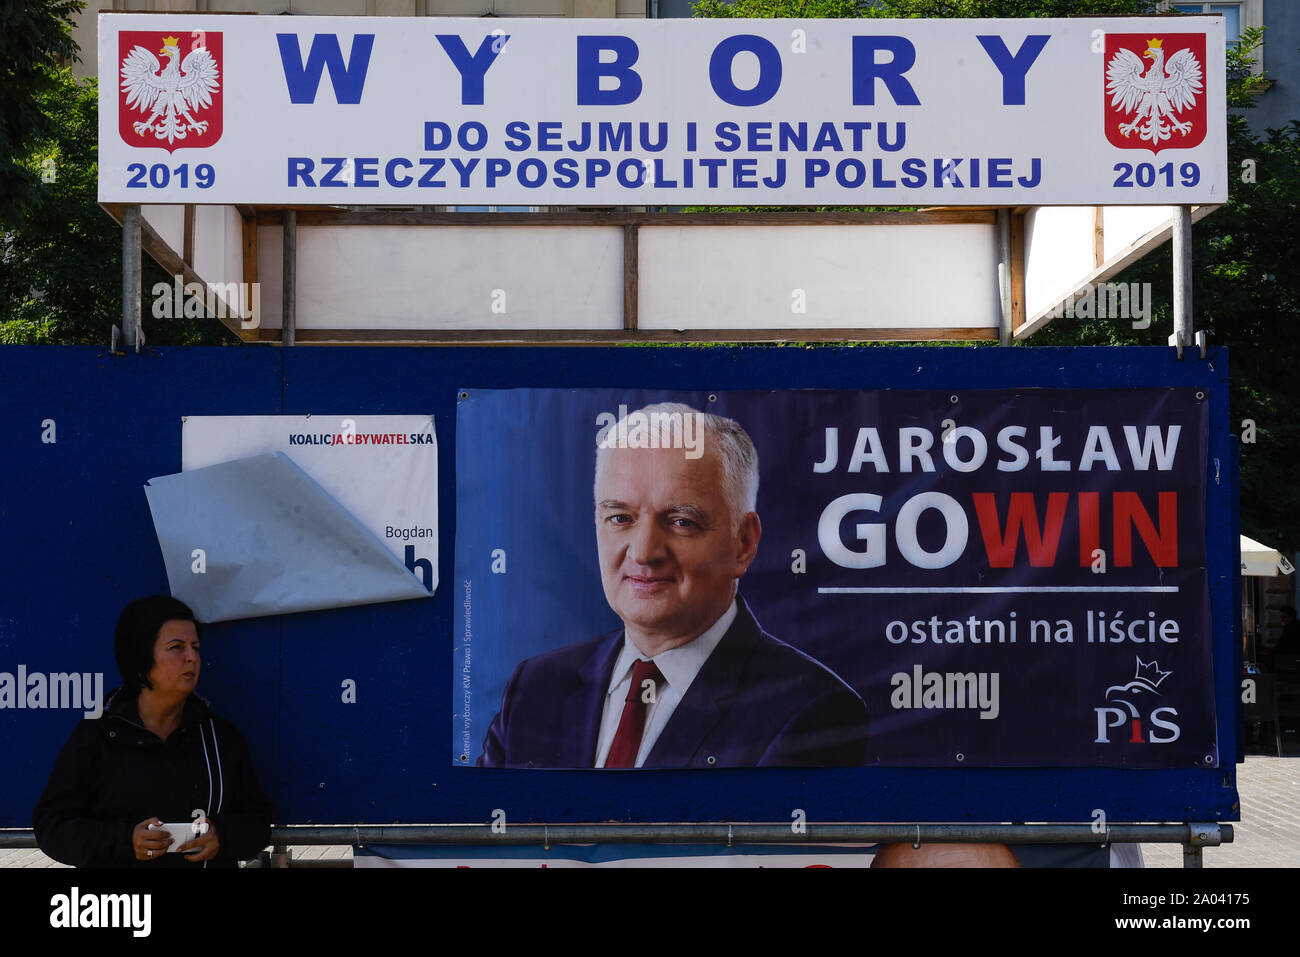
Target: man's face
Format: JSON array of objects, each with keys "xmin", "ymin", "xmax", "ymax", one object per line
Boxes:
[{"xmin": 595, "ymin": 444, "xmax": 760, "ymax": 651}]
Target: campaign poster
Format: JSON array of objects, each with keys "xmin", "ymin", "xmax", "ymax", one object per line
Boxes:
[
  {"xmin": 453, "ymin": 389, "xmax": 1213, "ymax": 770},
  {"xmin": 182, "ymin": 414, "xmax": 439, "ymax": 595}
]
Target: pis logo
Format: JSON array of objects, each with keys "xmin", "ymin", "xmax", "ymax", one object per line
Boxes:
[{"xmin": 1094, "ymin": 656, "xmax": 1181, "ymax": 744}]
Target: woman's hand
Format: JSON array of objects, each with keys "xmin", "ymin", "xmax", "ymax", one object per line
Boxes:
[
  {"xmin": 132, "ymin": 817, "xmax": 172, "ymax": 861},
  {"xmin": 178, "ymin": 821, "xmax": 220, "ymax": 862}
]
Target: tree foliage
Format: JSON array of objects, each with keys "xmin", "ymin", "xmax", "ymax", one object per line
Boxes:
[
  {"xmin": 0, "ymin": 0, "xmax": 84, "ymax": 223},
  {"xmin": 0, "ymin": 66, "xmax": 232, "ymax": 346},
  {"xmin": 0, "ymin": 30, "xmax": 235, "ymax": 347},
  {"xmin": 692, "ymin": 0, "xmax": 1159, "ymax": 19}
]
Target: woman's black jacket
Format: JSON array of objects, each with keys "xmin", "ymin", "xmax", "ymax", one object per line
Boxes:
[{"xmin": 34, "ymin": 689, "xmax": 272, "ymax": 867}]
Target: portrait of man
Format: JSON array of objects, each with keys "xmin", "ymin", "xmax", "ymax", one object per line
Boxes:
[{"xmin": 478, "ymin": 402, "xmax": 870, "ymax": 769}]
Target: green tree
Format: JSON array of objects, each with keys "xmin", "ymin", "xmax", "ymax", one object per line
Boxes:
[
  {"xmin": 0, "ymin": 0, "xmax": 83, "ymax": 223},
  {"xmin": 693, "ymin": 0, "xmax": 1158, "ymax": 19},
  {"xmin": 0, "ymin": 65, "xmax": 235, "ymax": 346}
]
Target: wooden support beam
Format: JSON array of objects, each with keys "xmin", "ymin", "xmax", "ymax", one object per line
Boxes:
[
  {"xmin": 100, "ymin": 202, "xmax": 249, "ymax": 340},
  {"xmin": 239, "ymin": 206, "xmax": 260, "ymax": 339},
  {"xmin": 1010, "ymin": 210, "xmax": 1026, "ymax": 336},
  {"xmin": 183, "ymin": 204, "xmax": 196, "ymax": 267},
  {"xmin": 256, "ymin": 209, "xmax": 999, "ymax": 228},
  {"xmin": 1092, "ymin": 206, "xmax": 1105, "ymax": 269},
  {"xmin": 252, "ymin": 327, "xmax": 998, "ymax": 345},
  {"xmin": 623, "ymin": 223, "xmax": 638, "ymax": 331}
]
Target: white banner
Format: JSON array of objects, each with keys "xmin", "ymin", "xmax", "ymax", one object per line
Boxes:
[
  {"xmin": 98, "ymin": 15, "xmax": 1226, "ymax": 206},
  {"xmin": 181, "ymin": 414, "xmax": 438, "ymax": 596}
]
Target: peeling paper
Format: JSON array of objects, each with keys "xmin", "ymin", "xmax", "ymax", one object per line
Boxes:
[{"xmin": 145, "ymin": 452, "xmax": 429, "ymax": 623}]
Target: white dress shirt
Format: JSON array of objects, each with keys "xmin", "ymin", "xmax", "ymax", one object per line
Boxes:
[{"xmin": 593, "ymin": 601, "xmax": 738, "ymax": 768}]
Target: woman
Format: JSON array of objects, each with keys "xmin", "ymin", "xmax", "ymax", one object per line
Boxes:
[{"xmin": 34, "ymin": 595, "xmax": 272, "ymax": 867}]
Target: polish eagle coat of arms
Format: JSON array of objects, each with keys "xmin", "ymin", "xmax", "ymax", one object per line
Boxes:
[
  {"xmin": 118, "ymin": 32, "xmax": 224, "ymax": 151},
  {"xmin": 1103, "ymin": 33, "xmax": 1207, "ymax": 153}
]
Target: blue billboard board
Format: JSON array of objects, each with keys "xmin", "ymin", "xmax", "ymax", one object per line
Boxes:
[{"xmin": 0, "ymin": 345, "xmax": 1239, "ymax": 826}]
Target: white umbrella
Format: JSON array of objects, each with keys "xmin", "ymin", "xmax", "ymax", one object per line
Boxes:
[{"xmin": 1240, "ymin": 535, "xmax": 1295, "ymax": 577}]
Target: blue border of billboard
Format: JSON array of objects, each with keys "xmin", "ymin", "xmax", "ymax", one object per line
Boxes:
[{"xmin": 0, "ymin": 345, "xmax": 1239, "ymax": 825}]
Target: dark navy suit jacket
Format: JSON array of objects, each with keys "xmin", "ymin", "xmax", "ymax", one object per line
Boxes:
[{"xmin": 478, "ymin": 598, "xmax": 870, "ymax": 768}]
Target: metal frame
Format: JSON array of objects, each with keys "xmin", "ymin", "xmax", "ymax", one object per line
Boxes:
[
  {"xmin": 111, "ymin": 206, "xmax": 1012, "ymax": 345},
  {"xmin": 102, "ymin": 208, "xmax": 1212, "ymax": 866},
  {"xmin": 0, "ymin": 823, "xmax": 1231, "ymax": 868},
  {"xmin": 112, "ymin": 203, "xmax": 1198, "ymax": 347}
]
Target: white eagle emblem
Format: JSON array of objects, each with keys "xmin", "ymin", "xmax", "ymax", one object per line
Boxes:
[
  {"xmin": 120, "ymin": 36, "xmax": 220, "ymax": 144},
  {"xmin": 1105, "ymin": 37, "xmax": 1202, "ymax": 146}
]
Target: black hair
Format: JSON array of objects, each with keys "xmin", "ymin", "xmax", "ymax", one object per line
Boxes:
[{"xmin": 113, "ymin": 595, "xmax": 199, "ymax": 695}]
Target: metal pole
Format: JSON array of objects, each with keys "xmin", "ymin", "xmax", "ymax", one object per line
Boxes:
[
  {"xmin": 1172, "ymin": 205, "xmax": 1193, "ymax": 348},
  {"xmin": 1182, "ymin": 821, "xmax": 1222, "ymax": 868},
  {"xmin": 122, "ymin": 205, "xmax": 142, "ymax": 352},
  {"xmin": 0, "ymin": 822, "xmax": 1231, "ymax": 849},
  {"xmin": 282, "ymin": 209, "xmax": 297, "ymax": 347},
  {"xmin": 997, "ymin": 208, "xmax": 1012, "ymax": 346},
  {"xmin": 267, "ymin": 822, "xmax": 1224, "ymax": 846}
]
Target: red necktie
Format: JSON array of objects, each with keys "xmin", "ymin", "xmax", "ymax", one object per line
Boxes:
[{"xmin": 604, "ymin": 659, "xmax": 664, "ymax": 768}]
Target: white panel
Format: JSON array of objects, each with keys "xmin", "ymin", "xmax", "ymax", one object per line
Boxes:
[
  {"xmin": 640, "ymin": 225, "xmax": 998, "ymax": 330},
  {"xmin": 1023, "ymin": 206, "xmax": 1096, "ymax": 319},
  {"xmin": 224, "ymin": 206, "xmax": 245, "ymax": 288},
  {"xmin": 191, "ymin": 205, "xmax": 231, "ymax": 284},
  {"xmin": 289, "ymin": 225, "xmax": 624, "ymax": 329},
  {"xmin": 1102, "ymin": 205, "xmax": 1174, "ymax": 262},
  {"xmin": 257, "ymin": 226, "xmax": 284, "ymax": 330},
  {"xmin": 141, "ymin": 204, "xmax": 184, "ymax": 251},
  {"xmin": 1024, "ymin": 205, "xmax": 1179, "ymax": 319},
  {"xmin": 186, "ymin": 204, "xmax": 253, "ymax": 323}
]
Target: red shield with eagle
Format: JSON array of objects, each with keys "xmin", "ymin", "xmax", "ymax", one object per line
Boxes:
[
  {"xmin": 1103, "ymin": 33, "xmax": 1207, "ymax": 154},
  {"xmin": 118, "ymin": 31, "xmax": 223, "ymax": 152}
]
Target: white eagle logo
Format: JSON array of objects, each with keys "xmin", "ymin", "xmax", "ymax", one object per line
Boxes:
[
  {"xmin": 120, "ymin": 36, "xmax": 220, "ymax": 144},
  {"xmin": 1105, "ymin": 37, "xmax": 1202, "ymax": 146}
]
